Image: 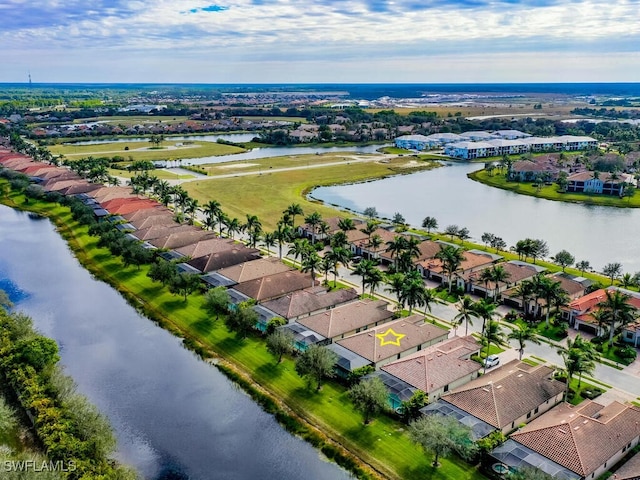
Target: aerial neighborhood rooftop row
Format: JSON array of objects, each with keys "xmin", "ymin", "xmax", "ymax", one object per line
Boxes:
[{"xmin": 3, "ymin": 143, "xmax": 640, "ymax": 480}]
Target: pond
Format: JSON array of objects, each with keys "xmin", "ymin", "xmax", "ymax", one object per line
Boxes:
[{"xmin": 312, "ymin": 162, "xmax": 640, "ymax": 272}]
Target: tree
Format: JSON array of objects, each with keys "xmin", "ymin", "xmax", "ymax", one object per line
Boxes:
[
  {"xmin": 285, "ymin": 203, "xmax": 304, "ymax": 229},
  {"xmin": 409, "ymin": 415, "xmax": 476, "ymax": 467},
  {"xmin": 168, "ymin": 272, "xmax": 202, "ymax": 302},
  {"xmin": 481, "ymin": 232, "xmax": 495, "ymax": 248},
  {"xmin": 385, "ymin": 235, "xmax": 407, "ymax": 270},
  {"xmin": 489, "ymin": 265, "xmax": 511, "ymax": 299},
  {"xmin": 538, "ymin": 277, "xmax": 568, "ymax": 327},
  {"xmin": 288, "ymin": 238, "xmax": 313, "ymax": 263},
  {"xmin": 508, "ymin": 324, "xmax": 541, "ymax": 360},
  {"xmin": 0, "ymin": 290, "xmax": 13, "ymax": 310},
  {"xmin": 326, "ymin": 246, "xmax": 351, "ymax": 285},
  {"xmin": 392, "ymin": 212, "xmax": 406, "ymax": 227},
  {"xmin": 202, "ymin": 199, "xmax": 224, "ymax": 235},
  {"xmin": 262, "ymin": 231, "xmax": 276, "ymax": 255},
  {"xmin": 400, "ymin": 390, "xmax": 427, "ymax": 424},
  {"xmin": 454, "ymin": 295, "xmax": 476, "ymax": 336},
  {"xmin": 301, "ymin": 252, "xmax": 323, "ymax": 287},
  {"xmin": 558, "ymin": 334, "xmax": 596, "ymax": 399},
  {"xmin": 363, "ymin": 206, "xmax": 378, "ymax": 218},
  {"xmin": 603, "ymin": 262, "xmax": 622, "ymax": 285},
  {"xmin": 401, "ymin": 271, "xmax": 434, "ymax": 314},
  {"xmin": 338, "ymin": 218, "xmax": 356, "ymax": 232},
  {"xmin": 226, "ymin": 302, "xmax": 258, "ymax": 338},
  {"xmin": 472, "ymin": 298, "xmax": 499, "ymax": 342},
  {"xmin": 274, "ymin": 221, "xmax": 292, "ymax": 259},
  {"xmin": 481, "ymin": 320, "xmax": 506, "ymax": 373},
  {"xmin": 421, "ymin": 216, "xmax": 438, "ymax": 234},
  {"xmin": 456, "ymin": 227, "xmax": 470, "ymax": 245},
  {"xmin": 530, "ymin": 239, "xmax": 549, "ymax": 264},
  {"xmin": 444, "ymin": 225, "xmax": 459, "ymax": 241},
  {"xmin": 349, "ymin": 377, "xmax": 389, "ymax": 424},
  {"xmin": 598, "ymin": 289, "xmax": 637, "ymax": 346},
  {"xmin": 576, "ymin": 260, "xmax": 591, "ymax": 275},
  {"xmin": 552, "ymin": 250, "xmax": 575, "ymax": 272},
  {"xmin": 266, "ymin": 329, "xmax": 294, "ymax": 364},
  {"xmin": 435, "ymin": 244, "xmax": 465, "ymax": 292},
  {"xmin": 203, "ymin": 286, "xmax": 230, "ymax": 320},
  {"xmin": 623, "ymin": 183, "xmax": 636, "ymax": 200},
  {"xmin": 353, "ymin": 259, "xmax": 379, "ymax": 296},
  {"xmin": 225, "ymin": 216, "xmax": 242, "ymax": 239},
  {"xmin": 491, "ymin": 236, "xmax": 507, "ymax": 253},
  {"xmin": 513, "ymin": 280, "xmax": 536, "ymax": 317},
  {"xmin": 295, "ymin": 344, "xmax": 337, "ymax": 391},
  {"xmin": 303, "ymin": 211, "xmax": 323, "ymax": 244},
  {"xmin": 147, "ymin": 259, "xmax": 178, "ymax": 287},
  {"xmin": 14, "ymin": 337, "xmax": 60, "ymax": 370},
  {"xmin": 385, "ymin": 272, "xmax": 407, "ymax": 311}
]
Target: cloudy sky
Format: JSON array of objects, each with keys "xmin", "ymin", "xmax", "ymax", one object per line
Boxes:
[{"xmin": 1, "ymin": 0, "xmax": 639, "ymax": 83}]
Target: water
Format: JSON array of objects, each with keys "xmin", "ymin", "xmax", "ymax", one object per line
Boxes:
[
  {"xmin": 0, "ymin": 205, "xmax": 350, "ymax": 480},
  {"xmin": 65, "ymin": 133, "xmax": 257, "ymax": 146},
  {"xmin": 313, "ymin": 162, "xmax": 640, "ymax": 273},
  {"xmin": 161, "ymin": 144, "xmax": 388, "ymax": 167}
]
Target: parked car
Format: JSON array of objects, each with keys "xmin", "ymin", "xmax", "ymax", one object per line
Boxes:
[
  {"xmin": 484, "ymin": 354, "xmax": 500, "ymax": 368},
  {"xmin": 351, "ymin": 256, "xmax": 363, "ymax": 265}
]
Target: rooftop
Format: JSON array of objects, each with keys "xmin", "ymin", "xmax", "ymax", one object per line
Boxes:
[{"xmin": 260, "ymin": 286, "xmax": 359, "ymax": 320}]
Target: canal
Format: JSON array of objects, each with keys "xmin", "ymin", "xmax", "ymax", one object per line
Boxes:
[{"xmin": 0, "ymin": 204, "xmax": 350, "ymax": 480}]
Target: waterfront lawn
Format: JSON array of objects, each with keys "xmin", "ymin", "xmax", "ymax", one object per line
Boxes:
[
  {"xmin": 47, "ymin": 140, "xmax": 246, "ymax": 162},
  {"xmin": 470, "ymin": 169, "xmax": 640, "ymax": 208},
  {"xmin": 108, "ymin": 168, "xmax": 195, "ymax": 180},
  {"xmin": 4, "ymin": 190, "xmax": 483, "ymax": 480},
  {"xmin": 184, "ymin": 156, "xmax": 438, "ymax": 230}
]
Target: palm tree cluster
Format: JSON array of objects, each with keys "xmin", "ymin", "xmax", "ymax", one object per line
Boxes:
[
  {"xmin": 385, "ymin": 235, "xmax": 421, "ymax": 273},
  {"xmin": 557, "ymin": 334, "xmax": 597, "ymax": 401},
  {"xmin": 64, "ymin": 156, "xmax": 120, "ymax": 185},
  {"xmin": 512, "ymin": 238, "xmax": 549, "ymax": 264},
  {"xmin": 511, "ymin": 273, "xmax": 569, "ymax": 326}
]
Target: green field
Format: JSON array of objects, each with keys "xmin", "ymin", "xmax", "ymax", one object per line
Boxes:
[
  {"xmin": 469, "ymin": 169, "xmax": 640, "ymax": 208},
  {"xmin": 185, "ymin": 156, "xmax": 439, "ymax": 230},
  {"xmin": 108, "ymin": 168, "xmax": 195, "ymax": 180},
  {"xmin": 72, "ymin": 115, "xmax": 190, "ymax": 126},
  {"xmin": 48, "ymin": 140, "xmax": 246, "ymax": 162},
  {"xmin": 0, "ymin": 184, "xmax": 486, "ymax": 480}
]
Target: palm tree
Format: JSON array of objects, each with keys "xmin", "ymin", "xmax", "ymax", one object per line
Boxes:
[
  {"xmin": 489, "ymin": 265, "xmax": 511, "ymax": 300},
  {"xmin": 301, "ymin": 252, "xmax": 323, "ymax": 287},
  {"xmin": 401, "ymin": 270, "xmax": 433, "ymax": 314},
  {"xmin": 508, "ymin": 324, "xmax": 541, "ymax": 360},
  {"xmin": 288, "ymin": 238, "xmax": 312, "ymax": 264},
  {"xmin": 326, "ymin": 247, "xmax": 351, "ymax": 286},
  {"xmin": 317, "ymin": 221, "xmax": 330, "ymax": 241},
  {"xmin": 576, "ymin": 260, "xmax": 591, "ymax": 275},
  {"xmin": 225, "ymin": 217, "xmax": 241, "ymax": 239},
  {"xmin": 304, "ymin": 211, "xmax": 323, "ymax": 244},
  {"xmin": 184, "ymin": 198, "xmax": 199, "ymax": 225},
  {"xmin": 262, "ymin": 232, "xmax": 276, "ymax": 255},
  {"xmin": 367, "ymin": 234, "xmax": 383, "ymax": 260},
  {"xmin": 538, "ymin": 278, "xmax": 568, "ymax": 328},
  {"xmin": 472, "ymin": 298, "xmax": 499, "ymax": 342},
  {"xmin": 421, "ymin": 216, "xmax": 438, "ymax": 234},
  {"xmin": 367, "ymin": 267, "xmax": 384, "ymax": 297},
  {"xmin": 482, "ymin": 320, "xmax": 506, "ymax": 373},
  {"xmin": 558, "ymin": 334, "xmax": 596, "ymax": 399},
  {"xmin": 513, "ymin": 280, "xmax": 535, "ymax": 317},
  {"xmin": 361, "ymin": 220, "xmax": 378, "ymax": 244},
  {"xmin": 354, "ymin": 259, "xmax": 378, "ymax": 296},
  {"xmin": 598, "ymin": 289, "xmax": 637, "ymax": 346},
  {"xmin": 274, "ymin": 222, "xmax": 291, "ymax": 259},
  {"xmin": 245, "ymin": 214, "xmax": 262, "ymax": 248},
  {"xmin": 435, "ymin": 244, "xmax": 465, "ymax": 293},
  {"xmin": 330, "ymin": 230, "xmax": 349, "ymax": 249},
  {"xmin": 620, "ymin": 273, "xmax": 637, "ymax": 289},
  {"xmin": 338, "ymin": 218, "xmax": 356, "ymax": 232},
  {"xmin": 285, "ymin": 203, "xmax": 304, "ymax": 230},
  {"xmin": 385, "ymin": 272, "xmax": 407, "ymax": 311},
  {"xmin": 202, "ymin": 200, "xmax": 224, "ymax": 235},
  {"xmin": 479, "ymin": 268, "xmax": 495, "ymax": 299},
  {"xmin": 385, "ymin": 236, "xmax": 407, "ymax": 269},
  {"xmin": 454, "ymin": 296, "xmax": 476, "ymax": 336}
]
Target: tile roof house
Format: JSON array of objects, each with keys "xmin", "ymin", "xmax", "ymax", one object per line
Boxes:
[
  {"xmin": 331, "ymin": 315, "xmax": 449, "ymax": 373},
  {"xmin": 257, "ymin": 286, "xmax": 359, "ymax": 321},
  {"xmin": 565, "ymin": 287, "xmax": 640, "ymax": 336},
  {"xmin": 104, "ymin": 199, "xmax": 162, "ymax": 216},
  {"xmin": 128, "ymin": 211, "xmax": 176, "ymax": 230},
  {"xmin": 231, "ymin": 270, "xmax": 311, "ymax": 303},
  {"xmin": 123, "ymin": 206, "xmax": 174, "ymax": 225},
  {"xmin": 187, "ymin": 245, "xmax": 261, "ymax": 273},
  {"xmin": 292, "ymin": 299, "xmax": 394, "ymax": 345},
  {"xmin": 381, "ymin": 335, "xmax": 481, "ymax": 402},
  {"xmin": 132, "ymin": 223, "xmax": 195, "ymax": 241},
  {"xmin": 149, "ymin": 230, "xmax": 217, "ymax": 250},
  {"xmin": 417, "ymin": 249, "xmax": 501, "ymax": 284},
  {"xmin": 503, "ymin": 272, "xmax": 591, "ymax": 314},
  {"xmin": 567, "ymin": 171, "xmax": 636, "ymax": 196},
  {"xmin": 203, "ymin": 258, "xmax": 293, "ymax": 288},
  {"xmin": 175, "ymin": 237, "xmax": 236, "ymax": 259},
  {"xmin": 463, "ymin": 260, "xmax": 546, "ymax": 299},
  {"xmin": 426, "ymin": 360, "xmax": 564, "ymax": 437},
  {"xmin": 493, "ymin": 400, "xmax": 640, "ymax": 480}
]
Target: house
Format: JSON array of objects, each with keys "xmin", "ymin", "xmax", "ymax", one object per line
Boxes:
[
  {"xmin": 232, "ymin": 270, "xmax": 311, "ymax": 303},
  {"xmin": 611, "ymin": 450, "xmax": 640, "ymax": 480},
  {"xmin": 123, "ymin": 206, "xmax": 174, "ymax": 227},
  {"xmin": 509, "ymin": 160, "xmax": 558, "ymax": 182},
  {"xmin": 417, "ymin": 249, "xmax": 501, "ymax": 284},
  {"xmin": 350, "ymin": 227, "xmax": 398, "ymax": 262},
  {"xmin": 188, "ymin": 246, "xmax": 261, "ymax": 273},
  {"xmin": 566, "ymin": 287, "xmax": 640, "ymax": 336},
  {"xmin": 149, "ymin": 230, "xmax": 217, "ymax": 250},
  {"xmin": 132, "ymin": 223, "xmax": 195, "ymax": 241},
  {"xmin": 394, "ymin": 134, "xmax": 431, "ymax": 151},
  {"xmin": 493, "ymin": 130, "xmax": 532, "ymax": 140},
  {"xmin": 375, "ymin": 335, "xmax": 481, "ymax": 408},
  {"xmin": 623, "ymin": 321, "xmax": 640, "ymax": 347},
  {"xmin": 458, "ymin": 131, "xmax": 499, "ymax": 142},
  {"xmin": 200, "ymin": 258, "xmax": 292, "ymax": 289},
  {"xmin": 424, "ymin": 360, "xmax": 564, "ymax": 439},
  {"xmin": 492, "ymin": 400, "xmax": 640, "ymax": 480},
  {"xmin": 566, "ymin": 171, "xmax": 635, "ymax": 196},
  {"xmin": 462, "ymin": 260, "xmax": 545, "ymax": 298},
  {"xmin": 297, "ymin": 216, "xmax": 360, "ymax": 242},
  {"xmin": 328, "ymin": 315, "xmax": 449, "ymax": 376},
  {"xmin": 285, "ymin": 299, "xmax": 394, "ymax": 350},
  {"xmin": 255, "ymin": 286, "xmax": 358, "ymax": 323},
  {"xmin": 445, "ymin": 141, "xmax": 497, "ymax": 160},
  {"xmin": 503, "ymin": 272, "xmax": 591, "ymax": 314},
  {"xmin": 176, "ymin": 237, "xmax": 236, "ymax": 259}
]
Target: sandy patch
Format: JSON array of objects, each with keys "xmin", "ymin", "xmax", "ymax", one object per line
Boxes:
[{"xmin": 217, "ymin": 163, "xmax": 259, "ymax": 169}]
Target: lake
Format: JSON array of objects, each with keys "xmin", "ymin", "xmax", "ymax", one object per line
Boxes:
[
  {"xmin": 313, "ymin": 162, "xmax": 640, "ymax": 273},
  {"xmin": 0, "ymin": 205, "xmax": 350, "ymax": 480}
]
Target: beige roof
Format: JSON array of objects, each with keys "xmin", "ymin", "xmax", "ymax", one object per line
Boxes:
[
  {"xmin": 123, "ymin": 206, "xmax": 173, "ymax": 223},
  {"xmin": 419, "ymin": 251, "xmax": 495, "ymax": 274},
  {"xmin": 512, "ymin": 401, "xmax": 640, "ymax": 477},
  {"xmin": 175, "ymin": 237, "xmax": 236, "ymax": 258},
  {"xmin": 133, "ymin": 224, "xmax": 195, "ymax": 241},
  {"xmin": 464, "ymin": 261, "xmax": 539, "ymax": 287},
  {"xmin": 129, "ymin": 212, "xmax": 176, "ymax": 230},
  {"xmin": 297, "ymin": 299, "xmax": 393, "ymax": 340},
  {"xmin": 188, "ymin": 247, "xmax": 261, "ymax": 273},
  {"xmin": 149, "ymin": 230, "xmax": 217, "ymax": 250},
  {"xmin": 336, "ymin": 315, "xmax": 448, "ymax": 363},
  {"xmin": 261, "ymin": 287, "xmax": 359, "ymax": 319},
  {"xmin": 217, "ymin": 258, "xmax": 292, "ymax": 283},
  {"xmin": 90, "ymin": 186, "xmax": 136, "ymax": 201},
  {"xmin": 381, "ymin": 336, "xmax": 481, "ymax": 394},
  {"xmin": 234, "ymin": 270, "xmax": 312, "ymax": 302},
  {"xmin": 441, "ymin": 360, "xmax": 565, "ymax": 429},
  {"xmin": 416, "ymin": 240, "xmax": 443, "ymax": 261}
]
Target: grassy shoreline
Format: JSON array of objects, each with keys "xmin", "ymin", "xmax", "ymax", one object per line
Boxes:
[
  {"xmin": 0, "ymin": 181, "xmax": 484, "ymax": 480},
  {"xmin": 469, "ymin": 169, "xmax": 640, "ymax": 208}
]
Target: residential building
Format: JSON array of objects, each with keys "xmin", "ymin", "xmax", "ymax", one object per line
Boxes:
[
  {"xmin": 567, "ymin": 172, "xmax": 635, "ymax": 196},
  {"xmin": 565, "ymin": 287, "xmax": 640, "ymax": 336},
  {"xmin": 201, "ymin": 258, "xmax": 292, "ymax": 289},
  {"xmin": 462, "ymin": 260, "xmax": 545, "ymax": 298},
  {"xmin": 492, "ymin": 401, "xmax": 640, "ymax": 480},
  {"xmin": 423, "ymin": 360, "xmax": 564, "ymax": 438},
  {"xmin": 232, "ymin": 270, "xmax": 311, "ymax": 303},
  {"xmin": 417, "ymin": 249, "xmax": 501, "ymax": 285}
]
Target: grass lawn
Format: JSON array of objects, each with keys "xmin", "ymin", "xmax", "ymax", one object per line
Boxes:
[
  {"xmin": 470, "ymin": 169, "xmax": 640, "ymax": 208},
  {"xmin": 108, "ymin": 168, "xmax": 195, "ymax": 180},
  {"xmin": 184, "ymin": 156, "xmax": 439, "ymax": 230},
  {"xmin": 566, "ymin": 378, "xmax": 605, "ymax": 406},
  {"xmin": 47, "ymin": 140, "xmax": 246, "ymax": 162},
  {"xmin": 71, "ymin": 115, "xmax": 190, "ymax": 126},
  {"xmin": 0, "ymin": 184, "xmax": 485, "ymax": 480},
  {"xmin": 237, "ymin": 116, "xmax": 308, "ymax": 123}
]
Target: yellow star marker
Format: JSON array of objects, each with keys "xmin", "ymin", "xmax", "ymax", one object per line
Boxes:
[{"xmin": 376, "ymin": 328, "xmax": 405, "ymax": 347}]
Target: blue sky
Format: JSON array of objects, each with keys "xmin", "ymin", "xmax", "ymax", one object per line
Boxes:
[{"xmin": 1, "ymin": 0, "xmax": 639, "ymax": 83}]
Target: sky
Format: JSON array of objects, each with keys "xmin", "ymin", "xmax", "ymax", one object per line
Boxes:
[{"xmin": 1, "ymin": 0, "xmax": 639, "ymax": 84}]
